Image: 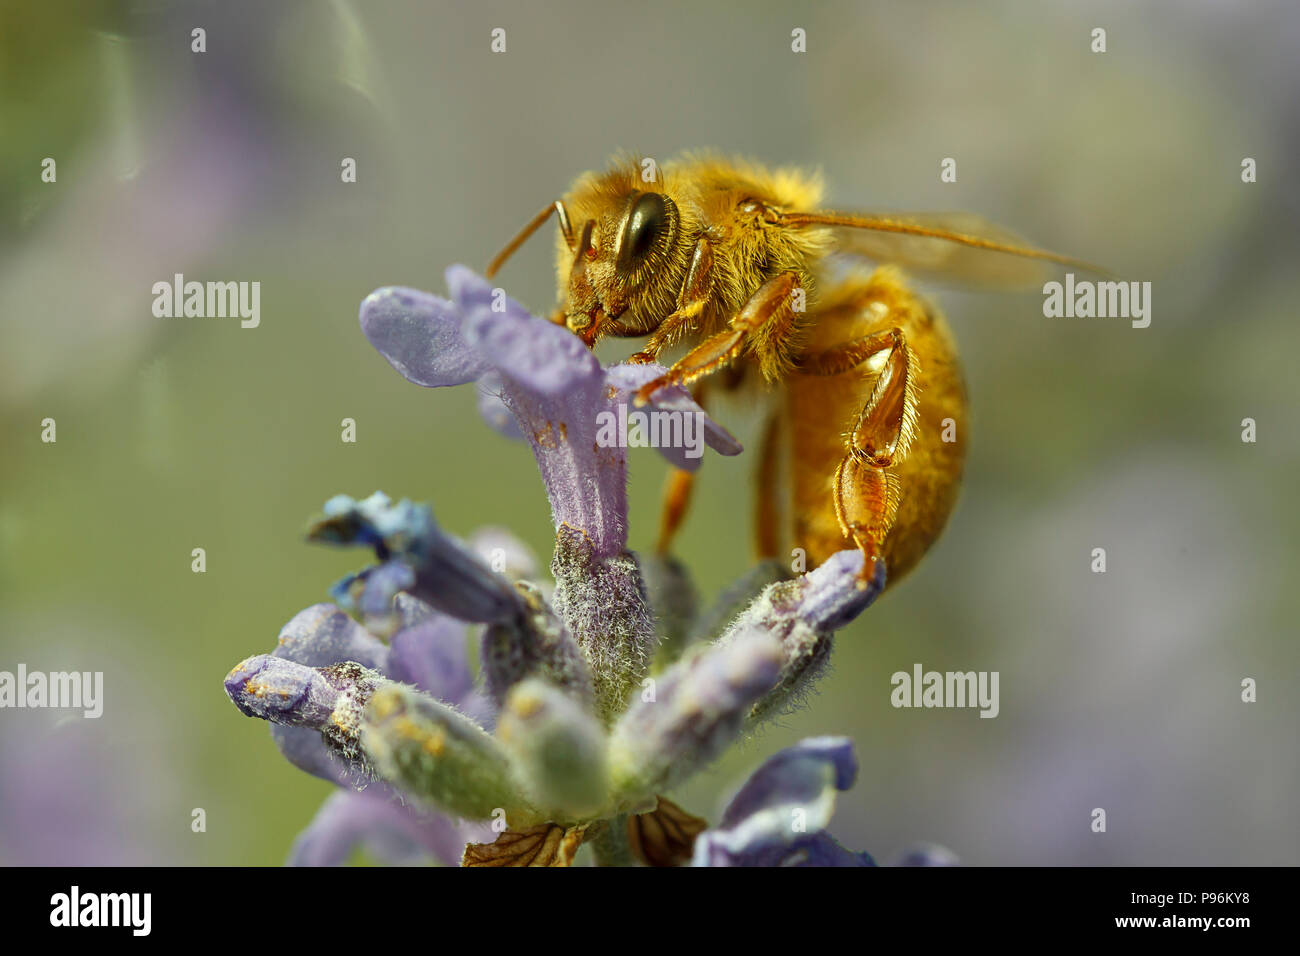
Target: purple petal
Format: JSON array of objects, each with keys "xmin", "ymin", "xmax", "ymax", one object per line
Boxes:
[
  {"xmin": 463, "ymin": 305, "xmax": 601, "ymax": 396},
  {"xmin": 605, "ymin": 363, "xmax": 744, "ymax": 470},
  {"xmin": 500, "ymin": 374, "xmax": 628, "ymax": 559},
  {"xmin": 783, "ymin": 832, "xmax": 876, "ymax": 867},
  {"xmin": 309, "ymin": 493, "xmax": 522, "ymax": 623},
  {"xmin": 387, "ymin": 615, "xmax": 473, "ymax": 704},
  {"xmin": 476, "ymin": 371, "xmax": 525, "ymax": 439},
  {"xmin": 407, "ymin": 537, "xmax": 522, "ymax": 623},
  {"xmin": 271, "ymin": 724, "xmax": 352, "ymax": 785},
  {"xmin": 387, "ymin": 594, "xmax": 495, "ymax": 723},
  {"xmin": 272, "ymin": 603, "xmax": 389, "ymax": 672},
  {"xmin": 719, "ymin": 736, "xmax": 857, "ymax": 828},
  {"xmin": 445, "ymin": 263, "xmax": 531, "ymax": 318},
  {"xmin": 360, "ymin": 286, "xmax": 489, "ymax": 387},
  {"xmin": 359, "ymin": 560, "xmax": 418, "ymax": 619},
  {"xmin": 695, "ymin": 830, "xmax": 875, "ymax": 867},
  {"xmin": 287, "ymin": 788, "xmax": 468, "ymax": 867},
  {"xmin": 893, "ymin": 843, "xmax": 960, "ymax": 866},
  {"xmin": 692, "ymin": 736, "xmax": 870, "ymax": 867}
]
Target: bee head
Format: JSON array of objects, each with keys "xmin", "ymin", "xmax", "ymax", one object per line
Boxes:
[{"xmin": 563, "ymin": 188, "xmax": 684, "ymax": 342}]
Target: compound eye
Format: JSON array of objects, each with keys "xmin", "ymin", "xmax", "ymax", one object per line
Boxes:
[{"xmin": 619, "ymin": 192, "xmax": 669, "ymax": 269}]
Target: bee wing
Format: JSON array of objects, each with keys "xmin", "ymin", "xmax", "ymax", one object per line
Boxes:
[{"xmin": 786, "ymin": 210, "xmax": 1107, "ymax": 290}]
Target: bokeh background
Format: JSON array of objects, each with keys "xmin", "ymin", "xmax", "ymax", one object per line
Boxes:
[{"xmin": 2, "ymin": 0, "xmax": 1296, "ymax": 865}]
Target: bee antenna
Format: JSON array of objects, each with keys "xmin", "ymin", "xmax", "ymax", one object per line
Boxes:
[{"xmin": 486, "ymin": 200, "xmax": 574, "ymax": 278}]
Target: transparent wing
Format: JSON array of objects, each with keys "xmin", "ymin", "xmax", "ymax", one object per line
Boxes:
[{"xmin": 785, "ymin": 210, "xmax": 1106, "ymax": 290}]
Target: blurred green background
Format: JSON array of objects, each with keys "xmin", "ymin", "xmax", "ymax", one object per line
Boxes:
[{"xmin": 2, "ymin": 0, "xmax": 1296, "ymax": 865}]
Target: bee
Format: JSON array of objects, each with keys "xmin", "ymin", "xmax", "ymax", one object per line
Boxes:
[{"xmin": 486, "ymin": 153, "xmax": 1096, "ymax": 591}]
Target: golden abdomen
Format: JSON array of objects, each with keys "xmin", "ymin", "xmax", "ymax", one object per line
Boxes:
[{"xmin": 780, "ymin": 268, "xmax": 968, "ymax": 588}]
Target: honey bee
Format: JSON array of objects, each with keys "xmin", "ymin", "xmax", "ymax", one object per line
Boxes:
[{"xmin": 486, "ymin": 153, "xmax": 1095, "ymax": 591}]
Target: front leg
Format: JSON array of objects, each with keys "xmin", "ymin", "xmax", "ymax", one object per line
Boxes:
[
  {"xmin": 628, "ymin": 236, "xmax": 715, "ymax": 364},
  {"xmin": 634, "ymin": 270, "xmax": 802, "ymax": 404}
]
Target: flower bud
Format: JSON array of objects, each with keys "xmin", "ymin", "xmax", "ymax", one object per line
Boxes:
[
  {"xmin": 361, "ymin": 683, "xmax": 538, "ymax": 824},
  {"xmin": 308, "ymin": 492, "xmax": 521, "ymax": 623},
  {"xmin": 608, "ymin": 632, "xmax": 783, "ymax": 804},
  {"xmin": 720, "ymin": 550, "xmax": 885, "ymax": 725},
  {"xmin": 497, "ymin": 679, "xmax": 609, "ymax": 820},
  {"xmin": 481, "ymin": 580, "xmax": 593, "ymax": 709}
]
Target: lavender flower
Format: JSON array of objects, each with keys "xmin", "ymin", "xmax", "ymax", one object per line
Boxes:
[
  {"xmin": 692, "ymin": 737, "xmax": 874, "ymax": 867},
  {"xmin": 359, "ymin": 267, "xmax": 741, "ymax": 558},
  {"xmin": 222, "ymin": 266, "xmax": 898, "ymax": 866}
]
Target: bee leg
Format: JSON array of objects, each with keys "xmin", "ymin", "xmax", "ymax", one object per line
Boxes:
[
  {"xmin": 628, "ymin": 237, "xmax": 715, "ymax": 364},
  {"xmin": 654, "ymin": 467, "xmax": 697, "ymax": 554},
  {"xmin": 626, "ymin": 299, "xmax": 706, "ymax": 364},
  {"xmin": 652, "ymin": 376, "xmax": 716, "ymax": 553},
  {"xmin": 754, "ymin": 414, "xmax": 783, "ymax": 560},
  {"xmin": 803, "ymin": 330, "xmax": 920, "ymax": 582},
  {"xmin": 794, "ymin": 329, "xmax": 897, "ymax": 376},
  {"xmin": 634, "ymin": 270, "xmax": 800, "ymax": 404}
]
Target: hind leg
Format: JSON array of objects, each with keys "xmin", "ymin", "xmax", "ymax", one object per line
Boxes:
[
  {"xmin": 654, "ymin": 468, "xmax": 696, "ymax": 555},
  {"xmin": 797, "ymin": 329, "xmax": 920, "ymax": 583},
  {"xmin": 651, "ymin": 379, "xmax": 723, "ymax": 556},
  {"xmin": 754, "ymin": 414, "xmax": 783, "ymax": 561}
]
